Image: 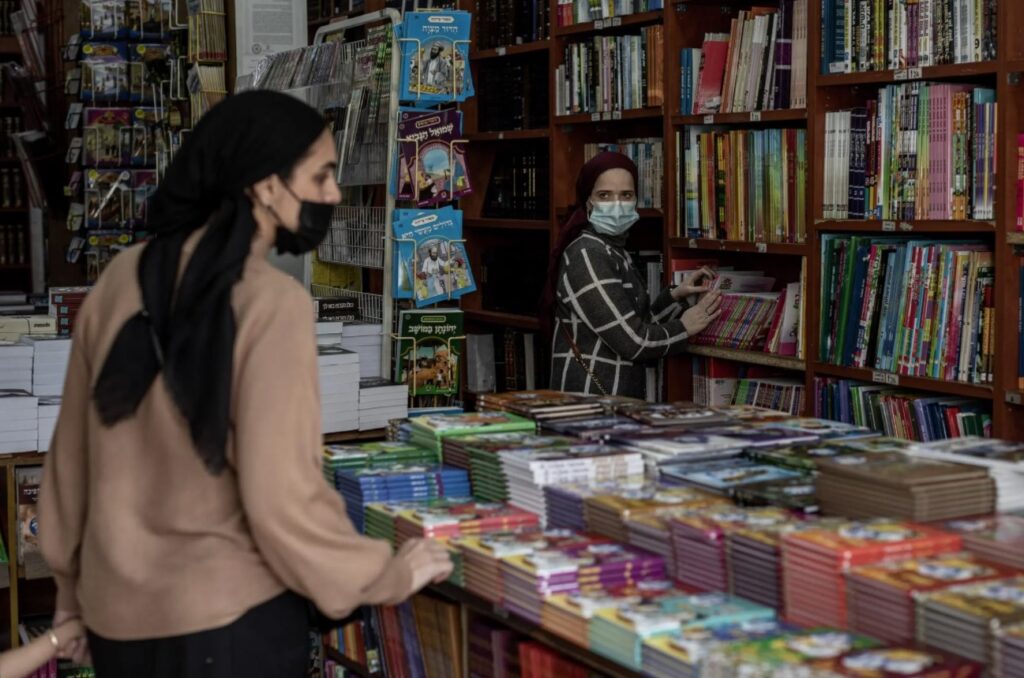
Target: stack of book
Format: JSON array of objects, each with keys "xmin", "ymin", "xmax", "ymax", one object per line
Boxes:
[
  {"xmin": 590, "ymin": 592, "xmax": 775, "ymax": 670},
  {"xmin": 332, "ymin": 465, "xmax": 471, "ymax": 533},
  {"xmin": 906, "ymin": 438, "xmax": 1024, "ymax": 512},
  {"xmin": 555, "ymin": 26, "xmax": 664, "ymax": 116},
  {"xmin": 452, "ymin": 531, "xmax": 550, "ymax": 604},
  {"xmin": 780, "ymin": 519, "xmax": 962, "ymax": 628},
  {"xmin": 624, "ymin": 513, "xmax": 684, "ymax": 579},
  {"xmin": 393, "ymin": 501, "xmax": 539, "ymax": 549},
  {"xmin": 915, "ymin": 577, "xmax": 1024, "ymax": 666},
  {"xmin": 0, "ymin": 390, "xmax": 36, "ymax": 453},
  {"xmin": 0, "ymin": 342, "xmax": 31, "ymax": 392},
  {"xmin": 544, "ymin": 479, "xmax": 634, "ymax": 532},
  {"xmin": 407, "ymin": 412, "xmax": 536, "ymax": 456},
  {"xmin": 314, "ymin": 320, "xmax": 343, "ymax": 347},
  {"xmin": 357, "ymin": 378, "xmax": 407, "ymax": 432},
  {"xmin": 937, "ymin": 515, "xmax": 1024, "ymax": 571},
  {"xmin": 679, "ymin": 128, "xmax": 807, "ymax": 244},
  {"xmin": 583, "ymin": 485, "xmax": 726, "ymax": 542},
  {"xmin": 641, "ymin": 619, "xmax": 799, "ymax": 678},
  {"xmin": 822, "ymin": 85, "xmax": 997, "ymax": 221},
  {"xmin": 501, "ymin": 539, "xmax": 665, "ymax": 624},
  {"xmin": 687, "ymin": 293, "xmax": 783, "ymax": 352},
  {"xmin": 996, "ymin": 623, "xmax": 1024, "ymax": 678},
  {"xmin": 681, "ymin": 1, "xmax": 808, "ymax": 115},
  {"xmin": 476, "ymin": 390, "xmax": 604, "ymax": 422},
  {"xmin": 732, "ymin": 476, "xmax": 820, "ymax": 515},
  {"xmin": 541, "ymin": 584, "xmax": 666, "ymax": 648},
  {"xmin": 819, "ymin": 236, "xmax": 995, "ymax": 385},
  {"xmin": 702, "ymin": 628, "xmax": 883, "ymax": 675},
  {"xmin": 543, "ymin": 415, "xmax": 653, "ymax": 442},
  {"xmin": 22, "ymin": 335, "xmax": 70, "ymax": 397},
  {"xmin": 442, "ymin": 431, "xmax": 572, "ymax": 470},
  {"xmin": 815, "ymin": 452, "xmax": 996, "ymax": 521},
  {"xmin": 692, "ymin": 358, "xmax": 804, "ymax": 409},
  {"xmin": 323, "ymin": 441, "xmax": 438, "ymax": 481},
  {"xmin": 669, "ymin": 507, "xmax": 793, "ymax": 593},
  {"xmin": 659, "ymin": 458, "xmax": 804, "ymax": 496},
  {"xmin": 846, "ymin": 552, "xmax": 1018, "ymax": 644},
  {"xmin": 318, "ymin": 345, "xmax": 360, "ymax": 434},
  {"xmin": 36, "ymin": 396, "xmax": 59, "ymax": 453},
  {"xmin": 499, "ymin": 445, "xmax": 645, "ymax": 521},
  {"xmin": 821, "ymin": 0, "xmax": 997, "ymax": 73},
  {"xmin": 340, "ymin": 323, "xmax": 384, "ymax": 379},
  {"xmin": 49, "ymin": 287, "xmax": 90, "ymax": 336}
]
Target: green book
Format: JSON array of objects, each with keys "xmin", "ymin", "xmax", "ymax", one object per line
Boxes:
[{"xmin": 394, "ymin": 309, "xmax": 464, "ymax": 398}]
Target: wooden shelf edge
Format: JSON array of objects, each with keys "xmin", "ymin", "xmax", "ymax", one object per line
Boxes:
[
  {"xmin": 685, "ymin": 345, "xmax": 806, "ymax": 371},
  {"xmin": 668, "ymin": 237, "xmax": 809, "ymax": 256},
  {"xmin": 817, "ymin": 61, "xmax": 999, "ymax": 86},
  {"xmin": 464, "ymin": 309, "xmax": 540, "ymax": 331},
  {"xmin": 811, "ymin": 363, "xmax": 994, "ymax": 400},
  {"xmin": 430, "ymin": 582, "xmax": 643, "ymax": 678},
  {"xmin": 816, "ymin": 219, "xmax": 997, "ymax": 233},
  {"xmin": 553, "ymin": 10, "xmax": 663, "ymax": 37},
  {"xmin": 324, "ymin": 647, "xmax": 381, "ymax": 678},
  {"xmin": 0, "ymin": 452, "xmax": 45, "ymax": 466},
  {"xmin": 465, "ymin": 217, "xmax": 551, "ymax": 231},
  {"xmin": 554, "ymin": 107, "xmax": 664, "ymax": 124},
  {"xmin": 672, "ymin": 109, "xmax": 808, "ymax": 126},
  {"xmin": 465, "ymin": 129, "xmax": 551, "ymax": 141},
  {"xmin": 471, "ymin": 39, "xmax": 550, "ymax": 60}
]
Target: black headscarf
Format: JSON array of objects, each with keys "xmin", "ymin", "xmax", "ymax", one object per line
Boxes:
[{"xmin": 92, "ymin": 90, "xmax": 327, "ymax": 474}]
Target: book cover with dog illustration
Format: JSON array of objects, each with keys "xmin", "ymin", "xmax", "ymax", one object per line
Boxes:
[{"xmin": 395, "ymin": 309, "xmax": 464, "ymax": 397}]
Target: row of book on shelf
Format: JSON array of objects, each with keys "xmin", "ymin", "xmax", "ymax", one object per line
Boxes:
[
  {"xmin": 555, "ymin": 0, "xmax": 663, "ymax": 28},
  {"xmin": 312, "ymin": 397, "xmax": 1024, "ymax": 677},
  {"xmin": 476, "ymin": 0, "xmax": 550, "ymax": 49},
  {"xmin": 681, "ymin": 0, "xmax": 808, "ymax": 115},
  {"xmin": 821, "ymin": 0, "xmax": 998, "ymax": 74}
]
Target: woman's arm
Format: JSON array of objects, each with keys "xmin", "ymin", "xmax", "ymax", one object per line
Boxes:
[
  {"xmin": 0, "ymin": 620, "xmax": 85, "ymax": 678},
  {"xmin": 559, "ymin": 243, "xmax": 689, "ymax": 362}
]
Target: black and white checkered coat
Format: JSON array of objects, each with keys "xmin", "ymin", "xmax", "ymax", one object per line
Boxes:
[{"xmin": 550, "ymin": 229, "xmax": 690, "ymax": 398}]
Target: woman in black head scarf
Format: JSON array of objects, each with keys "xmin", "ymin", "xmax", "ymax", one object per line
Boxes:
[{"xmin": 38, "ymin": 91, "xmax": 452, "ymax": 678}]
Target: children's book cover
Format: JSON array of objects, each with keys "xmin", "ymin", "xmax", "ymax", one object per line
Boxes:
[
  {"xmin": 398, "ymin": 11, "xmax": 474, "ymax": 103},
  {"xmin": 395, "ymin": 309, "xmax": 464, "ymax": 397}
]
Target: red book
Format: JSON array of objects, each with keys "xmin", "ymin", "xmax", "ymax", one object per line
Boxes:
[{"xmin": 695, "ymin": 34, "xmax": 730, "ymax": 114}]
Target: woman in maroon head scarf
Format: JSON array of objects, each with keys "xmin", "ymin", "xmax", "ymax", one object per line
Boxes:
[{"xmin": 539, "ymin": 151, "xmax": 721, "ymax": 398}]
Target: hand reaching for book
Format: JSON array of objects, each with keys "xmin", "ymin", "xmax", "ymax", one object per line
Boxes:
[
  {"xmin": 682, "ymin": 290, "xmax": 722, "ymax": 336},
  {"xmin": 671, "ymin": 266, "xmax": 715, "ymax": 301},
  {"xmin": 396, "ymin": 538, "xmax": 454, "ymax": 596}
]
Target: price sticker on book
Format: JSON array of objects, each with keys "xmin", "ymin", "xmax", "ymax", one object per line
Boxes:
[
  {"xmin": 688, "ymin": 238, "xmax": 698, "ymax": 248},
  {"xmin": 1007, "ymin": 392, "xmax": 1023, "ymax": 405},
  {"xmin": 750, "ymin": 111, "xmax": 762, "ymax": 122},
  {"xmin": 882, "ymin": 221, "xmax": 896, "ymax": 231},
  {"xmin": 703, "ymin": 114, "xmax": 715, "ymax": 124},
  {"xmin": 595, "ymin": 19, "xmax": 605, "ymax": 28},
  {"xmin": 871, "ymin": 371, "xmax": 888, "ymax": 384},
  {"xmin": 496, "ymin": 46, "xmax": 506, "ymax": 56},
  {"xmin": 895, "ymin": 67, "xmax": 922, "ymax": 81},
  {"xmin": 602, "ymin": 111, "xmax": 612, "ymax": 121},
  {"xmin": 497, "ymin": 132, "xmax": 505, "ymax": 140},
  {"xmin": 611, "ymin": 16, "xmax": 622, "ymax": 26},
  {"xmin": 899, "ymin": 222, "xmax": 914, "ymax": 231},
  {"xmin": 756, "ymin": 242, "xmax": 768, "ymax": 253},
  {"xmin": 591, "ymin": 113, "xmax": 601, "ymax": 122},
  {"xmin": 885, "ymin": 373, "xmax": 900, "ymax": 385},
  {"xmin": 612, "ymin": 110, "xmax": 622, "ymax": 120}
]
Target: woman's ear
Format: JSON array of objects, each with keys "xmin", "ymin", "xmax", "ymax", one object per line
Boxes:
[{"xmin": 248, "ymin": 176, "xmax": 277, "ymax": 210}]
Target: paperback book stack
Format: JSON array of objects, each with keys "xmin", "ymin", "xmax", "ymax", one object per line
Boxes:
[
  {"xmin": 341, "ymin": 323, "xmax": 384, "ymax": 379},
  {"xmin": 452, "ymin": 531, "xmax": 551, "ymax": 604},
  {"xmin": 685, "ymin": 294, "xmax": 785, "ymax": 353},
  {"xmin": 322, "ymin": 441, "xmax": 438, "ymax": 482},
  {"xmin": 357, "ymin": 379, "xmax": 408, "ymax": 432},
  {"xmin": 499, "ymin": 445, "xmax": 645, "ymax": 521},
  {"xmin": 907, "ymin": 438, "xmax": 1024, "ymax": 512},
  {"xmin": 609, "ymin": 432, "xmax": 748, "ymax": 471},
  {"xmin": 590, "ymin": 592, "xmax": 775, "ymax": 670},
  {"xmin": 845, "ymin": 552, "xmax": 1019, "ymax": 645},
  {"xmin": 332, "ymin": 465, "xmax": 471, "ymax": 533},
  {"xmin": 441, "ymin": 430, "xmax": 572, "ymax": 475},
  {"xmin": 501, "ymin": 539, "xmax": 665, "ymax": 624},
  {"xmin": 543, "ymin": 415, "xmax": 654, "ymax": 442},
  {"xmin": 36, "ymin": 397, "xmax": 59, "ymax": 453},
  {"xmin": 393, "ymin": 501, "xmax": 539, "ymax": 549},
  {"xmin": 701, "ymin": 628, "xmax": 881, "ymax": 676},
  {"xmin": 780, "ymin": 519, "xmax": 962, "ymax": 628},
  {"xmin": 747, "ymin": 440, "xmax": 870, "ymax": 472},
  {"xmin": 660, "ymin": 458, "xmax": 804, "ymax": 496},
  {"xmin": 615, "ymin": 401, "xmax": 732, "ymax": 428},
  {"xmin": 937, "ymin": 515, "xmax": 1024, "ymax": 571},
  {"xmin": 0, "ymin": 390, "xmax": 36, "ymax": 453},
  {"xmin": 545, "ymin": 476, "xmax": 650, "ymax": 532},
  {"xmin": 541, "ymin": 582, "xmax": 673, "ymax": 649},
  {"xmin": 318, "ymin": 345, "xmax": 360, "ymax": 433},
  {"xmin": 996, "ymin": 623, "xmax": 1024, "ymax": 678},
  {"xmin": 915, "ymin": 577, "xmax": 1024, "ymax": 666},
  {"xmin": 22, "ymin": 336, "xmax": 71, "ymax": 397},
  {"xmin": 669, "ymin": 506, "xmax": 793, "ymax": 593},
  {"xmin": 0, "ymin": 342, "xmax": 31, "ymax": 391},
  {"xmin": 732, "ymin": 476, "xmax": 821, "ymax": 515},
  {"xmin": 363, "ymin": 502, "xmax": 410, "ymax": 545},
  {"xmin": 407, "ymin": 412, "xmax": 535, "ymax": 456},
  {"xmin": 624, "ymin": 512, "xmax": 687, "ymax": 580},
  {"xmin": 476, "ymin": 390, "xmax": 604, "ymax": 422},
  {"xmin": 814, "ymin": 452, "xmax": 996, "ymax": 522},
  {"xmin": 583, "ymin": 485, "xmax": 727, "ymax": 542},
  {"xmin": 641, "ymin": 619, "xmax": 799, "ymax": 678}
]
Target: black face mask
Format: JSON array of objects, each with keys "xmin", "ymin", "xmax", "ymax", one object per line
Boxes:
[{"xmin": 272, "ymin": 181, "xmax": 335, "ymax": 255}]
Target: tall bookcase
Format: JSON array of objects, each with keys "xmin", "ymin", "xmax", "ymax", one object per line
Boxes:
[{"xmin": 461, "ymin": 0, "xmax": 1024, "ymax": 443}]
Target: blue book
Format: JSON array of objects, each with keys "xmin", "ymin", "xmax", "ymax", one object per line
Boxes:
[{"xmin": 399, "ymin": 11, "xmax": 475, "ymax": 104}]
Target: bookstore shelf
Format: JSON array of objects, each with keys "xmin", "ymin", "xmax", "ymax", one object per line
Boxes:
[
  {"xmin": 685, "ymin": 345, "xmax": 805, "ymax": 372},
  {"xmin": 471, "ymin": 40, "xmax": 550, "ymax": 61},
  {"xmin": 1009, "ymin": 59, "xmax": 1024, "ymax": 73},
  {"xmin": 672, "ymin": 109, "xmax": 808, "ymax": 126},
  {"xmin": 0, "ymin": 37, "xmax": 18, "ymax": 56},
  {"xmin": 552, "ymin": 10, "xmax": 663, "ymax": 37},
  {"xmin": 668, "ymin": 237, "xmax": 809, "ymax": 256},
  {"xmin": 464, "ymin": 309, "xmax": 541, "ymax": 331},
  {"xmin": 811, "ymin": 363, "xmax": 995, "ymax": 400},
  {"xmin": 816, "ymin": 219, "xmax": 998, "ymax": 234},
  {"xmin": 817, "ymin": 61, "xmax": 1000, "ymax": 87},
  {"xmin": 325, "ymin": 648, "xmax": 381, "ymax": 678},
  {"xmin": 554, "ymin": 107, "xmax": 663, "ymax": 124},
  {"xmin": 464, "ymin": 217, "xmax": 551, "ymax": 231},
  {"xmin": 465, "ymin": 129, "xmax": 551, "ymax": 141},
  {"xmin": 431, "ymin": 582, "xmax": 644, "ymax": 678},
  {"xmin": 1008, "ymin": 233, "xmax": 1024, "ymax": 245}
]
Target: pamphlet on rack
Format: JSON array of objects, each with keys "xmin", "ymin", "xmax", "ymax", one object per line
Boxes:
[
  {"xmin": 392, "ymin": 206, "xmax": 476, "ymax": 307},
  {"xmin": 397, "ymin": 106, "xmax": 471, "ymax": 206},
  {"xmin": 395, "ymin": 308, "xmax": 464, "ymax": 398},
  {"xmin": 397, "ymin": 10, "xmax": 474, "ymax": 103}
]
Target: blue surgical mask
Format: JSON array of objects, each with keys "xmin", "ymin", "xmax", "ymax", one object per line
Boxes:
[{"xmin": 588, "ymin": 200, "xmax": 639, "ymax": 236}]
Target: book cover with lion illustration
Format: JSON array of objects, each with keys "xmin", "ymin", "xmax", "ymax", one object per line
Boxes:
[{"xmin": 395, "ymin": 309, "xmax": 464, "ymax": 397}]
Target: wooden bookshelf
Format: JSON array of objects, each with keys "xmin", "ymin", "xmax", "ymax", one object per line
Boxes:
[
  {"xmin": 465, "ymin": 217, "xmax": 551, "ymax": 231},
  {"xmin": 552, "ymin": 9, "xmax": 663, "ymax": 37},
  {"xmin": 685, "ymin": 345, "xmax": 805, "ymax": 372},
  {"xmin": 816, "ymin": 219, "xmax": 998, "ymax": 234},
  {"xmin": 553, "ymin": 107, "xmax": 664, "ymax": 124},
  {"xmin": 472, "ymin": 40, "xmax": 550, "ymax": 60},
  {"xmin": 465, "ymin": 129, "xmax": 550, "ymax": 141},
  {"xmin": 817, "ymin": 61, "xmax": 1000, "ymax": 87},
  {"xmin": 672, "ymin": 109, "xmax": 808, "ymax": 126},
  {"xmin": 668, "ymin": 238, "xmax": 809, "ymax": 256}
]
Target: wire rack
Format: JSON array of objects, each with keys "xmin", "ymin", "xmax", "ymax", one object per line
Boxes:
[
  {"xmin": 310, "ymin": 285, "xmax": 384, "ymax": 323},
  {"xmin": 318, "ymin": 205, "xmax": 386, "ymax": 268}
]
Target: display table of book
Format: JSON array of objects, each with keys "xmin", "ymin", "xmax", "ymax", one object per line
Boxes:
[{"xmin": 319, "ymin": 393, "xmax": 1024, "ymax": 677}]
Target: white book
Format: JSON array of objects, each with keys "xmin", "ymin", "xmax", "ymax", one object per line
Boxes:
[
  {"xmin": 791, "ymin": 0, "xmax": 807, "ymax": 108},
  {"xmin": 760, "ymin": 12, "xmax": 779, "ymax": 111}
]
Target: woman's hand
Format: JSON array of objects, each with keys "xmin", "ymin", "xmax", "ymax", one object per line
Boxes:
[
  {"xmin": 671, "ymin": 266, "xmax": 715, "ymax": 301},
  {"xmin": 396, "ymin": 538, "xmax": 454, "ymax": 596},
  {"xmin": 681, "ymin": 290, "xmax": 723, "ymax": 336},
  {"xmin": 52, "ymin": 612, "xmax": 89, "ymax": 665}
]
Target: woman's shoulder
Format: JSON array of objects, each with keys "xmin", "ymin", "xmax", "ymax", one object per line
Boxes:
[
  {"xmin": 233, "ymin": 256, "xmax": 314, "ymax": 324},
  {"xmin": 564, "ymin": 230, "xmax": 615, "ymax": 258}
]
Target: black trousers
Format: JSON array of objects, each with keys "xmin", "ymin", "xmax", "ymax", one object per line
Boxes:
[{"xmin": 87, "ymin": 592, "xmax": 311, "ymax": 678}]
